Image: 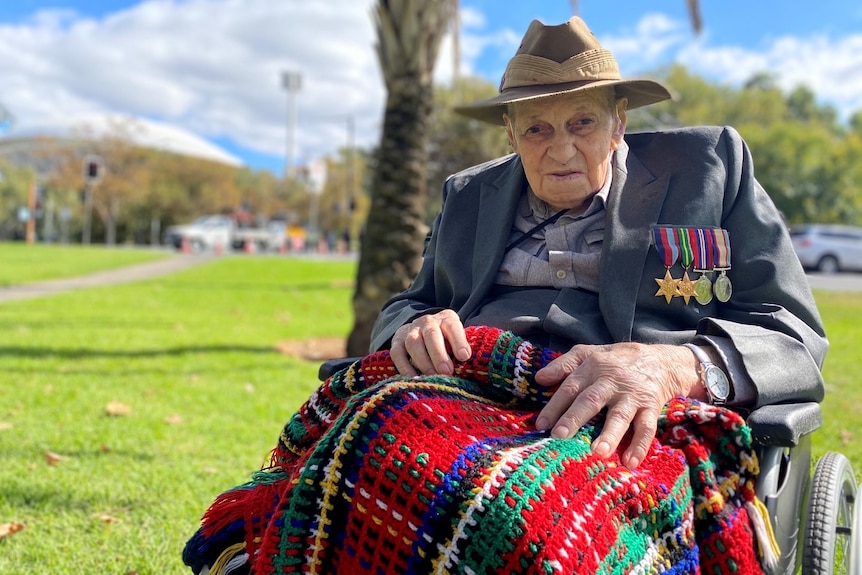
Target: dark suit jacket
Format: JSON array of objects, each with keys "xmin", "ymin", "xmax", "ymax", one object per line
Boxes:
[{"xmin": 370, "ymin": 126, "xmax": 827, "ymax": 408}]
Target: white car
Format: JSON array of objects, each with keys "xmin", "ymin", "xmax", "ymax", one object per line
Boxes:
[{"xmin": 790, "ymin": 224, "xmax": 862, "ymax": 273}]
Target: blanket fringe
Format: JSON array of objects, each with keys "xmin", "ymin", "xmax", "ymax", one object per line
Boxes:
[
  {"xmin": 202, "ymin": 542, "xmax": 248, "ymax": 575},
  {"xmin": 746, "ymin": 498, "xmax": 781, "ymax": 571}
]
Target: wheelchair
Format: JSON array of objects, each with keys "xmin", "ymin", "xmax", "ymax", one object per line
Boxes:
[{"xmin": 319, "ymin": 360, "xmax": 861, "ymax": 574}]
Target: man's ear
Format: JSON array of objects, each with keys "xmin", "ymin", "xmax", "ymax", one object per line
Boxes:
[
  {"xmin": 503, "ymin": 113, "xmax": 517, "ymax": 153},
  {"xmin": 611, "ymin": 97, "xmax": 628, "ymax": 148}
]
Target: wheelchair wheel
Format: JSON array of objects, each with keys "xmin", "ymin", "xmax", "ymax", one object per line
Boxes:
[{"xmin": 801, "ymin": 452, "xmax": 858, "ymax": 574}]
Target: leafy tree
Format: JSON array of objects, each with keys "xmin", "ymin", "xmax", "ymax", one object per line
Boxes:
[
  {"xmin": 0, "ymin": 159, "xmax": 34, "ymax": 240},
  {"xmin": 425, "ymin": 78, "xmax": 511, "ymax": 219}
]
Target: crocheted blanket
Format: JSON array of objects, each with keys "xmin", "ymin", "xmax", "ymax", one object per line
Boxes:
[{"xmin": 184, "ymin": 326, "xmax": 774, "ymax": 575}]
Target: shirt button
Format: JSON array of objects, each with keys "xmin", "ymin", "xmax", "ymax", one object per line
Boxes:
[{"xmin": 555, "ymin": 269, "xmax": 567, "ymax": 280}]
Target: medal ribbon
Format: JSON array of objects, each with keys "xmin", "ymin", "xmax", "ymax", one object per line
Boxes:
[
  {"xmin": 678, "ymin": 229, "xmax": 694, "ymax": 269},
  {"xmin": 688, "ymin": 228, "xmax": 714, "ymax": 271},
  {"xmin": 712, "ymin": 228, "xmax": 731, "ymax": 269},
  {"xmin": 653, "ymin": 227, "xmax": 680, "ymax": 268}
]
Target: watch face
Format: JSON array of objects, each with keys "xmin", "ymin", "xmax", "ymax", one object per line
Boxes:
[{"xmin": 705, "ymin": 366, "xmax": 731, "ymax": 400}]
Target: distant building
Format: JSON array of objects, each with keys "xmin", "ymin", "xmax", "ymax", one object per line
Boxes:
[{"xmin": 0, "ymin": 113, "xmax": 242, "ymax": 175}]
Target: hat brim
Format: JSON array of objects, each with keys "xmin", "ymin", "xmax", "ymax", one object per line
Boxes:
[{"xmin": 454, "ymin": 79, "xmax": 671, "ymax": 125}]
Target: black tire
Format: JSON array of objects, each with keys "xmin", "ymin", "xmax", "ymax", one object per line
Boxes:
[
  {"xmin": 817, "ymin": 255, "xmax": 840, "ymax": 274},
  {"xmin": 802, "ymin": 452, "xmax": 858, "ymax": 574}
]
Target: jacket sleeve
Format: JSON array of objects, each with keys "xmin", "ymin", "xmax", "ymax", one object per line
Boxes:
[{"xmin": 695, "ymin": 127, "xmax": 828, "ymax": 408}]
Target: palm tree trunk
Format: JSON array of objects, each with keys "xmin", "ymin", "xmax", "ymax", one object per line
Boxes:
[{"xmin": 347, "ymin": 0, "xmax": 452, "ymax": 356}]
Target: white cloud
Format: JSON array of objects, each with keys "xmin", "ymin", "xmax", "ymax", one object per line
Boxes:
[
  {"xmin": 3, "ymin": 3, "xmax": 862, "ymax": 175},
  {"xmin": 0, "ymin": 0, "xmax": 383, "ymax": 169},
  {"xmin": 603, "ymin": 14, "xmax": 862, "ymax": 120}
]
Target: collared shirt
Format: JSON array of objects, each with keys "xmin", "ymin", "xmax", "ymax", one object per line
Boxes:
[{"xmin": 495, "ymin": 169, "xmax": 612, "ymax": 293}]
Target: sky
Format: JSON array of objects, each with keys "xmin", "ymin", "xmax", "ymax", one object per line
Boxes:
[{"xmin": 1, "ymin": 0, "xmax": 862, "ymax": 176}]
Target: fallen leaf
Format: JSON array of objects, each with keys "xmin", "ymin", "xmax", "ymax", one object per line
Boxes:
[
  {"xmin": 95, "ymin": 513, "xmax": 121, "ymax": 524},
  {"xmin": 243, "ymin": 383, "xmax": 256, "ymax": 393},
  {"xmin": 46, "ymin": 450, "xmax": 70, "ymax": 466},
  {"xmin": 100, "ymin": 444, "xmax": 112, "ymax": 453},
  {"xmin": 164, "ymin": 414, "xmax": 183, "ymax": 425},
  {"xmin": 0, "ymin": 422, "xmax": 13, "ymax": 432},
  {"xmin": 840, "ymin": 429, "xmax": 854, "ymax": 446},
  {"xmin": 0, "ymin": 522, "xmax": 25, "ymax": 539},
  {"xmin": 105, "ymin": 401, "xmax": 131, "ymax": 417}
]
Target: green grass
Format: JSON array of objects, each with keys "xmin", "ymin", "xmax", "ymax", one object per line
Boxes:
[
  {"xmin": 0, "ymin": 242, "xmax": 170, "ymax": 286},
  {"xmin": 0, "ymin": 255, "xmax": 356, "ymax": 574},
  {"xmin": 0, "ymin": 246, "xmax": 859, "ymax": 574},
  {"xmin": 810, "ymin": 290, "xmax": 862, "ymax": 470}
]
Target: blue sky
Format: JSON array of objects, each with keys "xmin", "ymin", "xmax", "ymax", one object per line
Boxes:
[{"xmin": 1, "ymin": 0, "xmax": 861, "ymax": 175}]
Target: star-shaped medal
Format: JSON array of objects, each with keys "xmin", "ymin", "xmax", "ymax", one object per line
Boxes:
[
  {"xmin": 677, "ymin": 270, "xmax": 697, "ymax": 305},
  {"xmin": 654, "ymin": 269, "xmax": 680, "ymax": 303}
]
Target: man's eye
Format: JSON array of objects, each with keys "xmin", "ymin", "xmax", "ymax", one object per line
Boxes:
[{"xmin": 524, "ymin": 125, "xmax": 549, "ymax": 138}]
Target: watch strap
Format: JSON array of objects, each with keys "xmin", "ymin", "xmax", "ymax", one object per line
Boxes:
[{"xmin": 683, "ymin": 342, "xmax": 730, "ymax": 403}]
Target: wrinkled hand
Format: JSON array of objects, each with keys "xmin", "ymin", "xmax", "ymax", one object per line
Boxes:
[
  {"xmin": 535, "ymin": 342, "xmax": 704, "ymax": 468},
  {"xmin": 390, "ymin": 310, "xmax": 472, "ymax": 376}
]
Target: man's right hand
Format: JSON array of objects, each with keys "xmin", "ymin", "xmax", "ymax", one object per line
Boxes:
[{"xmin": 389, "ymin": 309, "xmax": 472, "ymax": 376}]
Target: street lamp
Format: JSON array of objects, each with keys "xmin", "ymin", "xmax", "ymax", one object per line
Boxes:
[{"xmin": 282, "ymin": 71, "xmax": 302, "ymax": 179}]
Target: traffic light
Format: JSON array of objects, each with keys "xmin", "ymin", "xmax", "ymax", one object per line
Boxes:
[{"xmin": 83, "ymin": 155, "xmax": 104, "ymax": 184}]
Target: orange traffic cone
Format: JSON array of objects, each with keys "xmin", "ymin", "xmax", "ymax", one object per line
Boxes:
[
  {"xmin": 181, "ymin": 237, "xmax": 191, "ymax": 253},
  {"xmin": 244, "ymin": 239, "xmax": 255, "ymax": 254}
]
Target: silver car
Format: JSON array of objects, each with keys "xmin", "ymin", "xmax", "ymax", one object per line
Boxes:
[{"xmin": 790, "ymin": 224, "xmax": 862, "ymax": 273}]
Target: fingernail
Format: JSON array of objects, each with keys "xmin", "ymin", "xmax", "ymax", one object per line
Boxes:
[
  {"xmin": 592, "ymin": 440, "xmax": 609, "ymax": 457},
  {"xmin": 551, "ymin": 425, "xmax": 569, "ymax": 439},
  {"xmin": 456, "ymin": 347, "xmax": 470, "ymax": 361},
  {"xmin": 438, "ymin": 361, "xmax": 453, "ymax": 375},
  {"xmin": 536, "ymin": 417, "xmax": 549, "ymax": 430}
]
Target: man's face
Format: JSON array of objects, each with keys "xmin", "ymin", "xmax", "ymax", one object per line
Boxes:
[{"xmin": 504, "ymin": 89, "xmax": 627, "ymax": 212}]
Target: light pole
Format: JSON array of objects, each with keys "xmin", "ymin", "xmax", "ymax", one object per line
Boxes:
[{"xmin": 282, "ymin": 71, "xmax": 302, "ymax": 179}]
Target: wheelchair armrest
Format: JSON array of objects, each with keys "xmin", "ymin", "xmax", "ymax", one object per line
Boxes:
[
  {"xmin": 747, "ymin": 402, "xmax": 822, "ymax": 447},
  {"xmin": 318, "ymin": 357, "xmax": 362, "ymax": 381}
]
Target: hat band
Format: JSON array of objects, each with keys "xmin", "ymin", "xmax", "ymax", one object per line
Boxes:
[{"xmin": 500, "ymin": 49, "xmax": 621, "ymax": 92}]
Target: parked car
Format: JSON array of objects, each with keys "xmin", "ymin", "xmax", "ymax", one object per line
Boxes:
[
  {"xmin": 163, "ymin": 214, "xmax": 286, "ymax": 253},
  {"xmin": 789, "ymin": 224, "xmax": 862, "ymax": 273}
]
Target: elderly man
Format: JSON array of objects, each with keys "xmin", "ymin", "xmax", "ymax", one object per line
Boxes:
[
  {"xmin": 370, "ymin": 16, "xmax": 827, "ymax": 469},
  {"xmin": 185, "ymin": 17, "xmax": 828, "ymax": 575}
]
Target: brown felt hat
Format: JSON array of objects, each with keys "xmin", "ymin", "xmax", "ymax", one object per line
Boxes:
[{"xmin": 455, "ymin": 17, "xmax": 671, "ymax": 125}]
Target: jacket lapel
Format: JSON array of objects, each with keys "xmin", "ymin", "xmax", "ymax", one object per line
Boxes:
[
  {"xmin": 460, "ymin": 156, "xmax": 525, "ymax": 318},
  {"xmin": 601, "ymin": 142, "xmax": 670, "ymax": 341}
]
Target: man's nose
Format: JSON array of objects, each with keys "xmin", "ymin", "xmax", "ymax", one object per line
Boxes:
[{"xmin": 547, "ymin": 131, "xmax": 578, "ymax": 164}]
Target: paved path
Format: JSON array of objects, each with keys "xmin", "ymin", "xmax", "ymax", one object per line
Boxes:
[{"xmin": 0, "ymin": 253, "xmax": 217, "ymax": 304}]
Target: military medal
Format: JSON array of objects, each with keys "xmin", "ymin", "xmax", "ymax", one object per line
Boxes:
[
  {"xmin": 689, "ymin": 227, "xmax": 714, "ymax": 305},
  {"xmin": 676, "ymin": 230, "xmax": 698, "ymax": 304},
  {"xmin": 653, "ymin": 227, "xmax": 681, "ymax": 303},
  {"xmin": 712, "ymin": 228, "xmax": 733, "ymax": 303}
]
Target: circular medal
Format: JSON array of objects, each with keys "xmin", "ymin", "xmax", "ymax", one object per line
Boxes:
[
  {"xmin": 714, "ymin": 272, "xmax": 732, "ymax": 303},
  {"xmin": 694, "ymin": 275, "xmax": 713, "ymax": 305}
]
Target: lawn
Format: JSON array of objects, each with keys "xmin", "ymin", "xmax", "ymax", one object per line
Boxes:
[
  {"xmin": 0, "ymin": 255, "xmax": 356, "ymax": 574},
  {"xmin": 0, "ymin": 249, "xmax": 859, "ymax": 574},
  {"xmin": 0, "ymin": 242, "xmax": 170, "ymax": 286}
]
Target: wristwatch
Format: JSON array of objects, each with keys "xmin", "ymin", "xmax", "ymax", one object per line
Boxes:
[{"xmin": 683, "ymin": 343, "xmax": 731, "ymax": 405}]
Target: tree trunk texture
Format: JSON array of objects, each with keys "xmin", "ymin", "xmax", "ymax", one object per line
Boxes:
[{"xmin": 347, "ymin": 0, "xmax": 451, "ymax": 356}]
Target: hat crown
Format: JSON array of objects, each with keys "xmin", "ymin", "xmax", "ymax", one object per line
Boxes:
[
  {"xmin": 516, "ymin": 17, "xmax": 601, "ymax": 63},
  {"xmin": 453, "ymin": 16, "xmax": 671, "ymax": 125},
  {"xmin": 500, "ymin": 17, "xmax": 621, "ymax": 92}
]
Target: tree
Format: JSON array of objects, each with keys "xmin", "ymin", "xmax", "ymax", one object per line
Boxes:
[{"xmin": 346, "ymin": 0, "xmax": 453, "ymax": 355}]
